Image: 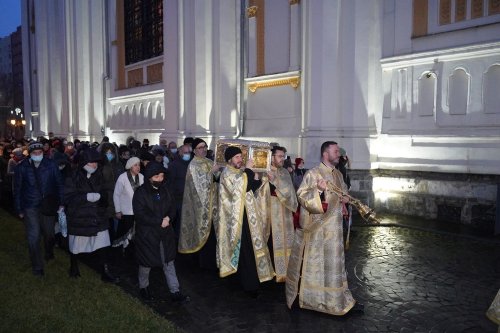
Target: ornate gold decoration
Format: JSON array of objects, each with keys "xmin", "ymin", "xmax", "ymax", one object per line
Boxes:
[
  {"xmin": 247, "ymin": 76, "xmax": 301, "ymax": 93},
  {"xmin": 289, "ymin": 0, "xmax": 300, "ymax": 5},
  {"xmin": 215, "ymin": 139, "xmax": 271, "ymax": 172},
  {"xmin": 247, "ymin": 6, "xmax": 258, "ymax": 18}
]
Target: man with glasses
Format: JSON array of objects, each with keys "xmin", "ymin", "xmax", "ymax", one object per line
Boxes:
[
  {"xmin": 178, "ymin": 138, "xmax": 220, "ymax": 270},
  {"xmin": 256, "ymin": 146, "xmax": 298, "ymax": 282}
]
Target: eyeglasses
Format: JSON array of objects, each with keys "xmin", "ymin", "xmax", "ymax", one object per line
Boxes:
[{"xmin": 196, "ymin": 145, "xmax": 208, "ymax": 150}]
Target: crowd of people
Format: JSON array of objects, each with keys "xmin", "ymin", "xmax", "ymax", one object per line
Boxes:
[{"xmin": 0, "ymin": 133, "xmax": 364, "ymax": 316}]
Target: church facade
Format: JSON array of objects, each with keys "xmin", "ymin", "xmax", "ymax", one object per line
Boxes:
[{"xmin": 22, "ymin": 0, "xmax": 500, "ymax": 228}]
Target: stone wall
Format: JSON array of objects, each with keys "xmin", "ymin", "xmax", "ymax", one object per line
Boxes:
[{"xmin": 349, "ymin": 169, "xmax": 499, "ymax": 233}]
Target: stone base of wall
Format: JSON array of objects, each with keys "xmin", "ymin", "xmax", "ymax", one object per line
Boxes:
[{"xmin": 348, "ymin": 169, "xmax": 499, "ymax": 233}]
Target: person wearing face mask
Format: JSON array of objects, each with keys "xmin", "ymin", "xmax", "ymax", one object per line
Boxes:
[
  {"xmin": 165, "ymin": 144, "xmax": 191, "ymax": 239},
  {"xmin": 64, "ymin": 148, "xmax": 119, "ymax": 283},
  {"xmin": 167, "ymin": 141, "xmax": 178, "ymax": 162},
  {"xmin": 100, "ymin": 143, "xmax": 125, "ymax": 246},
  {"xmin": 13, "ymin": 142, "xmax": 65, "ymax": 276},
  {"xmin": 132, "ymin": 161, "xmax": 190, "ymax": 302}
]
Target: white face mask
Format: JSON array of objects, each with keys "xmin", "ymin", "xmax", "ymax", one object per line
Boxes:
[{"xmin": 83, "ymin": 165, "xmax": 97, "ymax": 174}]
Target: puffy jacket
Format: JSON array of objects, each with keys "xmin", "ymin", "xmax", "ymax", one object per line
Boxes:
[
  {"xmin": 65, "ymin": 167, "xmax": 109, "ymax": 236},
  {"xmin": 133, "ymin": 182, "xmax": 176, "ymax": 267},
  {"xmin": 13, "ymin": 157, "xmax": 64, "ymax": 214}
]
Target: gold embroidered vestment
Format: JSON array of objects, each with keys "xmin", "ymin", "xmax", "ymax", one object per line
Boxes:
[
  {"xmin": 285, "ymin": 163, "xmax": 356, "ymax": 316},
  {"xmin": 217, "ymin": 166, "xmax": 274, "ymax": 282},
  {"xmin": 257, "ymin": 167, "xmax": 298, "ymax": 282},
  {"xmin": 178, "ymin": 156, "xmax": 218, "ymax": 253}
]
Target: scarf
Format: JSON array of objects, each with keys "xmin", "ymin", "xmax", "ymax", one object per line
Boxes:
[{"xmin": 127, "ymin": 170, "xmax": 140, "ymax": 192}]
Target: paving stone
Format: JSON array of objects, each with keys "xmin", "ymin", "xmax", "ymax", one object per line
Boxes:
[{"xmin": 82, "ymin": 220, "xmax": 499, "ymax": 332}]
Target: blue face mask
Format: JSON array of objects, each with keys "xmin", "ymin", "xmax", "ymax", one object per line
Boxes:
[
  {"xmin": 106, "ymin": 152, "xmax": 114, "ymax": 161},
  {"xmin": 31, "ymin": 154, "xmax": 43, "ymax": 162},
  {"xmin": 170, "ymin": 148, "xmax": 177, "ymax": 154},
  {"xmin": 182, "ymin": 154, "xmax": 191, "ymax": 161}
]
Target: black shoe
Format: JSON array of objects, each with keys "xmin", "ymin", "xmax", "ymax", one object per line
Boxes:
[
  {"xmin": 140, "ymin": 287, "xmax": 154, "ymax": 301},
  {"xmin": 170, "ymin": 291, "xmax": 190, "ymax": 303},
  {"xmin": 351, "ymin": 302, "xmax": 364, "ymax": 313},
  {"xmin": 33, "ymin": 269, "xmax": 44, "ymax": 277},
  {"xmin": 101, "ymin": 264, "xmax": 120, "ymax": 284}
]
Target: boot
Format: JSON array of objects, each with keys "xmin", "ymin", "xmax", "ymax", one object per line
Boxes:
[
  {"xmin": 101, "ymin": 263, "xmax": 120, "ymax": 284},
  {"xmin": 69, "ymin": 254, "xmax": 80, "ymax": 278}
]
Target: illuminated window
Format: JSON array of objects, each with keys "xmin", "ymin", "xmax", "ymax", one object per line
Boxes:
[{"xmin": 124, "ymin": 0, "xmax": 163, "ymax": 65}]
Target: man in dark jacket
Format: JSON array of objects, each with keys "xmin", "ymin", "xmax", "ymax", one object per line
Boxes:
[
  {"xmin": 13, "ymin": 141, "xmax": 64, "ymax": 276},
  {"xmin": 132, "ymin": 161, "xmax": 189, "ymax": 302}
]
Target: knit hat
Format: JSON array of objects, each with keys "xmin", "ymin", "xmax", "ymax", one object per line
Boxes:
[
  {"xmin": 192, "ymin": 138, "xmax": 207, "ymax": 151},
  {"xmin": 224, "ymin": 146, "xmax": 242, "ymax": 162},
  {"xmin": 295, "ymin": 158, "xmax": 303, "ymax": 166},
  {"xmin": 125, "ymin": 157, "xmax": 141, "ymax": 170},
  {"xmin": 28, "ymin": 142, "xmax": 44, "ymax": 153},
  {"xmin": 144, "ymin": 161, "xmax": 167, "ymax": 179}
]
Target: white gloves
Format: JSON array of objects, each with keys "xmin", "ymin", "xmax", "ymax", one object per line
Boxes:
[{"xmin": 86, "ymin": 192, "xmax": 101, "ymax": 202}]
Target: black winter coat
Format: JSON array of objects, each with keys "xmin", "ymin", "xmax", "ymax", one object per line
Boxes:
[
  {"xmin": 132, "ymin": 182, "xmax": 176, "ymax": 267},
  {"xmin": 65, "ymin": 168, "xmax": 109, "ymax": 236}
]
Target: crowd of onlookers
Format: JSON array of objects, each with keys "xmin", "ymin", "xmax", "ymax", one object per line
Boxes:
[{"xmin": 0, "ymin": 133, "xmax": 219, "ymax": 301}]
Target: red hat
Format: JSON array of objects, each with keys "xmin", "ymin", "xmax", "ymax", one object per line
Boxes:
[{"xmin": 295, "ymin": 158, "xmax": 303, "ymax": 166}]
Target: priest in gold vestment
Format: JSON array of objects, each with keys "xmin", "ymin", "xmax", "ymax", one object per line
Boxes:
[
  {"xmin": 256, "ymin": 146, "xmax": 298, "ymax": 282},
  {"xmin": 178, "ymin": 138, "xmax": 220, "ymax": 270},
  {"xmin": 217, "ymin": 146, "xmax": 274, "ymax": 294},
  {"xmin": 286, "ymin": 141, "xmax": 361, "ymax": 315}
]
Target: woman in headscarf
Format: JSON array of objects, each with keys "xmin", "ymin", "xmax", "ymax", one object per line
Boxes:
[{"xmin": 64, "ymin": 147, "xmax": 119, "ymax": 283}]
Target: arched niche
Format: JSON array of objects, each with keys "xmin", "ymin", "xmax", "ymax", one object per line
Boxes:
[
  {"xmin": 418, "ymin": 71, "xmax": 437, "ymax": 117},
  {"xmin": 448, "ymin": 68, "xmax": 469, "ymax": 115},
  {"xmin": 484, "ymin": 64, "xmax": 500, "ymax": 114}
]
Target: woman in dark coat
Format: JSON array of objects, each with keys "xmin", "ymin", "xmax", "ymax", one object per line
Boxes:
[
  {"xmin": 65, "ymin": 147, "xmax": 119, "ymax": 283},
  {"xmin": 132, "ymin": 161, "xmax": 189, "ymax": 302}
]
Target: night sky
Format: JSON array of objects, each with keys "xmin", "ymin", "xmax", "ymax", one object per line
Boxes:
[{"xmin": 0, "ymin": 0, "xmax": 21, "ymax": 38}]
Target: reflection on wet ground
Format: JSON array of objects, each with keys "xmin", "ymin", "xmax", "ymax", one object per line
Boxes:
[{"xmin": 110, "ymin": 220, "xmax": 499, "ymax": 333}]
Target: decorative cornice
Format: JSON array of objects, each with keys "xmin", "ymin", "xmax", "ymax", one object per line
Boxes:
[
  {"xmin": 289, "ymin": 0, "xmax": 300, "ymax": 5},
  {"xmin": 247, "ymin": 76, "xmax": 301, "ymax": 93},
  {"xmin": 247, "ymin": 6, "xmax": 258, "ymax": 18}
]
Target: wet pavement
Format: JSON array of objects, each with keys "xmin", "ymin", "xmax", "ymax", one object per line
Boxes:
[{"xmin": 104, "ymin": 215, "xmax": 500, "ymax": 333}]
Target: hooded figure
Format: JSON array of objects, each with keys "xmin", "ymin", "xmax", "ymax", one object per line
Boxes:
[
  {"xmin": 132, "ymin": 161, "xmax": 189, "ymax": 302},
  {"xmin": 64, "ymin": 148, "xmax": 119, "ymax": 283}
]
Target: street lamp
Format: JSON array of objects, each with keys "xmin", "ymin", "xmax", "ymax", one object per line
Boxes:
[{"xmin": 7, "ymin": 108, "xmax": 26, "ymax": 139}]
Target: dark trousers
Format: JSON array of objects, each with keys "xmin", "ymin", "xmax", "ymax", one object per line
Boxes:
[
  {"xmin": 23, "ymin": 207, "xmax": 55, "ymax": 272},
  {"xmin": 237, "ymin": 214, "xmax": 260, "ymax": 292},
  {"xmin": 199, "ymin": 223, "xmax": 217, "ymax": 270}
]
